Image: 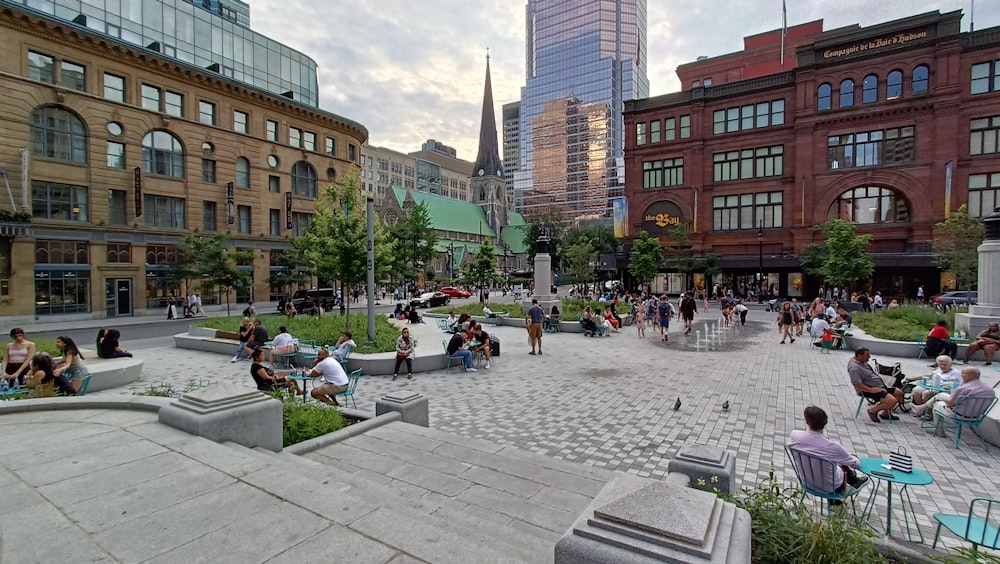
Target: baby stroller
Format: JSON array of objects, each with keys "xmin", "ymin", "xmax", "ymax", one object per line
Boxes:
[
  {"xmin": 765, "ymin": 298, "xmax": 779, "ymax": 312},
  {"xmin": 581, "ymin": 316, "xmax": 599, "ymax": 337},
  {"xmin": 871, "ymin": 357, "xmax": 912, "ymax": 413}
]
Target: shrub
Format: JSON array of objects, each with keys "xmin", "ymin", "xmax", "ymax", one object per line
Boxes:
[
  {"xmin": 271, "ymin": 390, "xmax": 347, "ymax": 446},
  {"xmin": 194, "ymin": 314, "xmax": 399, "ymax": 353},
  {"xmin": 853, "ymin": 306, "xmax": 956, "ymax": 341}
]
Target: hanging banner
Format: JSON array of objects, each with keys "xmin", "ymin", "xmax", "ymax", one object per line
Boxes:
[
  {"xmin": 944, "ymin": 161, "xmax": 953, "ymax": 218},
  {"xmin": 285, "ymin": 192, "xmax": 292, "ymax": 230},
  {"xmin": 133, "ymin": 167, "xmax": 142, "ymax": 217},
  {"xmin": 227, "ymin": 182, "xmax": 235, "ymax": 224},
  {"xmin": 612, "ymin": 196, "xmax": 628, "ymax": 238},
  {"xmin": 20, "ymin": 149, "xmax": 30, "ymax": 211}
]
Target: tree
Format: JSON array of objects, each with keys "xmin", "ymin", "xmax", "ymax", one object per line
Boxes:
[
  {"xmin": 628, "ymin": 231, "xmax": 664, "ymax": 289},
  {"xmin": 389, "ymin": 201, "xmax": 438, "ymax": 287},
  {"xmin": 172, "ymin": 232, "xmax": 252, "ymax": 316},
  {"xmin": 933, "ymin": 204, "xmax": 984, "ymax": 290},
  {"xmin": 799, "ymin": 241, "xmax": 829, "ymax": 279},
  {"xmin": 818, "ymin": 219, "xmax": 874, "ymax": 291},
  {"xmin": 462, "ymin": 237, "xmax": 501, "ymax": 303},
  {"xmin": 522, "ymin": 206, "xmax": 565, "ymax": 272},
  {"xmin": 563, "ymin": 240, "xmax": 595, "ymax": 283},
  {"xmin": 267, "ymin": 247, "xmax": 311, "ymax": 304},
  {"xmin": 291, "ymin": 167, "xmax": 395, "ymax": 330},
  {"xmin": 564, "ymin": 224, "xmax": 617, "ymax": 255}
]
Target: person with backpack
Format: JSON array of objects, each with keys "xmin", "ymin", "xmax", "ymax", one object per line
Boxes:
[{"xmin": 657, "ymin": 295, "xmax": 675, "ymax": 342}]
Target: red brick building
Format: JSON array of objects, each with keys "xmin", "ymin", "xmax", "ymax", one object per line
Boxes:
[{"xmin": 623, "ymin": 10, "xmax": 1000, "ymax": 300}]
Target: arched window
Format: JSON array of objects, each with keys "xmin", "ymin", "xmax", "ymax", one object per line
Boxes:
[
  {"xmin": 862, "ymin": 74, "xmax": 878, "ymax": 104},
  {"xmin": 817, "ymin": 83, "xmax": 832, "ymax": 111},
  {"xmin": 887, "ymin": 70, "xmax": 903, "ymax": 100},
  {"xmin": 827, "ymin": 186, "xmax": 910, "ymax": 224},
  {"xmin": 912, "ymin": 65, "xmax": 929, "ymax": 95},
  {"xmin": 142, "ymin": 130, "xmax": 185, "ymax": 178},
  {"xmin": 839, "ymin": 79, "xmax": 855, "ymax": 108},
  {"xmin": 291, "ymin": 161, "xmax": 316, "ymax": 198},
  {"xmin": 235, "ymin": 157, "xmax": 250, "ymax": 188},
  {"xmin": 30, "ymin": 106, "xmax": 87, "ymax": 163}
]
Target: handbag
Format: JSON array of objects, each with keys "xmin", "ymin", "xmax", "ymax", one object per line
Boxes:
[{"xmin": 888, "ymin": 446, "xmax": 912, "ymax": 473}]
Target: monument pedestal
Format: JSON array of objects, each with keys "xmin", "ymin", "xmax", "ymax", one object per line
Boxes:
[
  {"xmin": 522, "ymin": 235, "xmax": 562, "ymax": 314},
  {"xmin": 159, "ymin": 384, "xmax": 283, "ymax": 451}
]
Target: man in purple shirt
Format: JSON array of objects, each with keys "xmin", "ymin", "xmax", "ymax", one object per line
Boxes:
[
  {"xmin": 932, "ymin": 366, "xmax": 997, "ymax": 423},
  {"xmin": 787, "ymin": 406, "xmax": 869, "ymax": 496}
]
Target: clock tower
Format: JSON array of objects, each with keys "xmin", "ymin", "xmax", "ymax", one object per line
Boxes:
[{"xmin": 471, "ymin": 54, "xmax": 508, "ymax": 236}]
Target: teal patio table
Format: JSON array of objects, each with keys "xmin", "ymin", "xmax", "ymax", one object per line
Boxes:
[
  {"xmin": 860, "ymin": 457, "xmax": 934, "ymax": 543},
  {"xmin": 287, "ymin": 371, "xmax": 313, "ymax": 404}
]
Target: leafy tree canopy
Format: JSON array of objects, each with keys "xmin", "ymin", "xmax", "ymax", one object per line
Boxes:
[
  {"xmin": 817, "ymin": 219, "xmax": 874, "ymax": 291},
  {"xmin": 462, "ymin": 237, "xmax": 501, "ymax": 303},
  {"xmin": 628, "ymin": 231, "xmax": 664, "ymax": 288},
  {"xmin": 933, "ymin": 204, "xmax": 984, "ymax": 290}
]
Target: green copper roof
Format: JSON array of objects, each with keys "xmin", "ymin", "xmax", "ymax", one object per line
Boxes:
[
  {"xmin": 391, "ymin": 187, "xmax": 496, "ymax": 237},
  {"xmin": 500, "ymin": 224, "xmax": 529, "ymax": 254}
]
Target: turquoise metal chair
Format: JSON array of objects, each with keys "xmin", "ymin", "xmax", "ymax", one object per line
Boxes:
[
  {"xmin": 299, "ymin": 343, "xmax": 319, "ymax": 367},
  {"xmin": 280, "ymin": 345, "xmax": 299, "ymax": 369},
  {"xmin": 436, "ymin": 318, "xmax": 452, "ymax": 333},
  {"xmin": 442, "ymin": 339, "xmax": 464, "ymax": 371},
  {"xmin": 933, "ymin": 498, "xmax": 1000, "ymax": 554},
  {"xmin": 928, "ymin": 395, "xmax": 997, "ymax": 451},
  {"xmin": 785, "ymin": 445, "xmax": 868, "ymax": 514},
  {"xmin": 337, "ymin": 346, "xmax": 352, "ymax": 372},
  {"xmin": 914, "ymin": 332, "xmax": 928, "ymax": 359},
  {"xmin": 76, "ymin": 374, "xmax": 92, "ymax": 396},
  {"xmin": 336, "ymin": 368, "xmax": 362, "ymax": 409}
]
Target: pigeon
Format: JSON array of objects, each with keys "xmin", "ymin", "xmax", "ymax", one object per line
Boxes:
[
  {"xmin": 673, "ymin": 397, "xmax": 682, "ymax": 411},
  {"xmin": 722, "ymin": 400, "xmax": 730, "ymax": 412}
]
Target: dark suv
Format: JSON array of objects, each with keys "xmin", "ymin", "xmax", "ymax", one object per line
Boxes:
[{"xmin": 290, "ymin": 288, "xmax": 336, "ymax": 312}]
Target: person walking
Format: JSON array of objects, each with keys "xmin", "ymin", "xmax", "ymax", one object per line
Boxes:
[
  {"xmin": 526, "ymin": 298, "xmax": 545, "ymax": 355},
  {"xmin": 778, "ymin": 302, "xmax": 795, "ymax": 344}
]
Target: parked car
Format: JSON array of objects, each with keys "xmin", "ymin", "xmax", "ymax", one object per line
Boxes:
[
  {"xmin": 291, "ymin": 288, "xmax": 337, "ymax": 312},
  {"xmin": 931, "ymin": 291, "xmax": 978, "ymax": 307},
  {"xmin": 440, "ymin": 286, "xmax": 471, "ymax": 298},
  {"xmin": 410, "ymin": 291, "xmax": 450, "ymax": 308}
]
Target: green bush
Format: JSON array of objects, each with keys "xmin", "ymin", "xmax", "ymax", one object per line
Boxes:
[
  {"xmin": 271, "ymin": 391, "xmax": 347, "ymax": 446},
  {"xmin": 193, "ymin": 314, "xmax": 399, "ymax": 353},
  {"xmin": 853, "ymin": 306, "xmax": 956, "ymax": 341},
  {"xmin": 723, "ymin": 468, "xmax": 885, "ymax": 564}
]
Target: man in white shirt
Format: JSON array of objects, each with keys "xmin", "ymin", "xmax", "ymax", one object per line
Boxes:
[
  {"xmin": 310, "ymin": 348, "xmax": 349, "ymax": 406},
  {"xmin": 825, "ymin": 302, "xmax": 838, "ymax": 320},
  {"xmin": 268, "ymin": 326, "xmax": 296, "ymax": 365}
]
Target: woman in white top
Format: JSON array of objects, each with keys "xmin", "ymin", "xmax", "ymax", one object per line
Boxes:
[{"xmin": 909, "ymin": 355, "xmax": 963, "ymax": 416}]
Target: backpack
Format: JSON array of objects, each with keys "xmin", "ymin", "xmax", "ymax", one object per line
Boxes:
[{"xmin": 242, "ymin": 307, "xmax": 250, "ymax": 317}]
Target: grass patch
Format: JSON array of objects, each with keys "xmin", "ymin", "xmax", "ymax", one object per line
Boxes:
[
  {"xmin": 270, "ymin": 390, "xmax": 348, "ymax": 447},
  {"xmin": 852, "ymin": 306, "xmax": 958, "ymax": 341},
  {"xmin": 192, "ymin": 314, "xmax": 399, "ymax": 353},
  {"xmin": 26, "ymin": 337, "xmax": 61, "ymax": 356},
  {"xmin": 429, "ymin": 298, "xmax": 625, "ymax": 319}
]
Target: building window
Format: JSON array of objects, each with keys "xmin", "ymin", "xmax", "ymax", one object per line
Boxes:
[
  {"xmin": 60, "ymin": 60, "xmax": 86, "ymax": 92},
  {"xmin": 887, "ymin": 70, "xmax": 903, "ymax": 100},
  {"xmin": 828, "ymin": 186, "xmax": 909, "ymax": 223},
  {"xmin": 292, "ymin": 212, "xmax": 312, "ymax": 236},
  {"xmin": 103, "ymin": 73, "xmax": 125, "ymax": 102},
  {"xmin": 969, "ymin": 173, "xmax": 1000, "ymax": 218},
  {"xmin": 712, "ymin": 101, "xmax": 783, "ymax": 134},
  {"xmin": 235, "ymin": 157, "xmax": 250, "ymax": 188},
  {"xmin": 107, "ymin": 242, "xmax": 131, "ymax": 263},
  {"xmin": 265, "ymin": 119, "xmax": 278, "ymax": 142},
  {"xmin": 108, "ymin": 189, "xmax": 127, "ymax": 225},
  {"xmin": 712, "ymin": 145, "xmax": 783, "ymax": 182},
  {"xmin": 30, "ymin": 106, "xmax": 87, "ymax": 163},
  {"xmin": 635, "ymin": 122, "xmax": 646, "ymax": 146},
  {"xmin": 34, "ymin": 270, "xmax": 90, "ymax": 315},
  {"xmin": 862, "ymin": 74, "xmax": 878, "ymax": 104},
  {"xmin": 712, "ymin": 192, "xmax": 783, "ymax": 231},
  {"xmin": 649, "ymin": 120, "xmax": 660, "ymax": 143},
  {"xmin": 145, "ymin": 244, "xmax": 177, "ymax": 265},
  {"xmin": 268, "ymin": 175, "xmax": 280, "ymax": 193},
  {"xmin": 199, "ymin": 101, "xmax": 216, "ymax": 125},
  {"xmin": 289, "ymin": 127, "xmax": 301, "ymax": 148},
  {"xmin": 303, "ymin": 131, "xmax": 316, "ymax": 152},
  {"xmin": 142, "ymin": 130, "xmax": 185, "ymax": 178},
  {"xmin": 839, "ymin": 79, "xmax": 855, "ymax": 108},
  {"xmin": 292, "ymin": 161, "xmax": 317, "ymax": 197},
  {"xmin": 143, "ymin": 194, "xmax": 186, "ymax": 229},
  {"xmin": 971, "ymin": 61, "xmax": 1000, "ymax": 95},
  {"xmin": 141, "ymin": 84, "xmax": 161, "ymax": 112},
  {"xmin": 326, "ymin": 137, "xmax": 336, "ymax": 156},
  {"xmin": 642, "ymin": 158, "xmax": 684, "ymax": 188},
  {"xmin": 828, "ymin": 126, "xmax": 915, "ymax": 169},
  {"xmin": 203, "ymin": 201, "xmax": 217, "ymax": 232},
  {"xmin": 817, "ymin": 83, "xmax": 832, "ymax": 111},
  {"xmin": 106, "ymin": 141, "xmax": 125, "ymax": 169},
  {"xmin": 32, "ymin": 182, "xmax": 88, "ymax": 221},
  {"xmin": 162, "ymin": 91, "xmax": 182, "ymax": 117},
  {"xmin": 237, "ymin": 205, "xmax": 251, "ymax": 234},
  {"xmin": 348, "ymin": 144, "xmax": 357, "ymax": 161},
  {"xmin": 663, "ymin": 117, "xmax": 676, "ymax": 141},
  {"xmin": 28, "ymin": 51, "xmax": 54, "ymax": 83},
  {"xmin": 269, "ymin": 209, "xmax": 281, "ymax": 236},
  {"xmin": 35, "ymin": 240, "xmax": 88, "ymax": 264},
  {"xmin": 912, "ymin": 65, "xmax": 929, "ymax": 95},
  {"xmin": 970, "ymin": 116, "xmax": 1000, "ymax": 156},
  {"xmin": 680, "ymin": 115, "xmax": 691, "ymax": 138},
  {"xmin": 202, "ymin": 159, "xmax": 216, "ymax": 183},
  {"xmin": 233, "ymin": 110, "xmax": 248, "ymax": 134}
]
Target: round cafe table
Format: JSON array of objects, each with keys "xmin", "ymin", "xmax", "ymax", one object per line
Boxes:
[{"xmin": 859, "ymin": 457, "xmax": 934, "ymax": 543}]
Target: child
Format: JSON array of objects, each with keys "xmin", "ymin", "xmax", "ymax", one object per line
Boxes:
[
  {"xmin": 702, "ymin": 292, "xmax": 710, "ymax": 313},
  {"xmin": 635, "ymin": 307, "xmax": 646, "ymax": 338}
]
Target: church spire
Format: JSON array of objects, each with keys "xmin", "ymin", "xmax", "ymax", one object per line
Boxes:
[{"xmin": 472, "ymin": 52, "xmax": 503, "ymax": 179}]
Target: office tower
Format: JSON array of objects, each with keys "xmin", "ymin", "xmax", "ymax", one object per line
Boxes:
[
  {"xmin": 502, "ymin": 101, "xmax": 520, "ymax": 203},
  {"xmin": 518, "ymin": 0, "xmax": 648, "ymax": 221}
]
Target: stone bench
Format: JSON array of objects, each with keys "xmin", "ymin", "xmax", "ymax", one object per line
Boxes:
[{"xmin": 76, "ymin": 353, "xmax": 144, "ymax": 393}]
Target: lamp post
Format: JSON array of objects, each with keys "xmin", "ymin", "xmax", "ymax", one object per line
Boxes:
[
  {"xmin": 446, "ymin": 241, "xmax": 454, "ymax": 282},
  {"xmin": 757, "ymin": 220, "xmax": 764, "ymax": 304}
]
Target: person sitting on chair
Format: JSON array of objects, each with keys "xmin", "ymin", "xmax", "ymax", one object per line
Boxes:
[
  {"xmin": 924, "ymin": 320, "xmax": 959, "ymax": 361},
  {"xmin": 930, "ymin": 366, "xmax": 996, "ymax": 422},
  {"xmin": 787, "ymin": 406, "xmax": 869, "ymax": 498},
  {"xmin": 470, "ymin": 323, "xmax": 492, "ymax": 369},
  {"xmin": 580, "ymin": 306, "xmax": 598, "ymax": 336},
  {"xmin": 963, "ymin": 322, "xmax": 1000, "ymax": 366},
  {"xmin": 446, "ymin": 310, "xmax": 460, "ymax": 332},
  {"xmin": 268, "ymin": 326, "xmax": 296, "ymax": 366},
  {"xmin": 907, "ymin": 355, "xmax": 962, "ymax": 416},
  {"xmin": 848, "ymin": 347, "xmax": 904, "ymax": 423},
  {"xmin": 483, "ymin": 304, "xmax": 497, "ymax": 319},
  {"xmin": 330, "ymin": 332, "xmax": 356, "ymax": 362},
  {"xmin": 250, "ymin": 348, "xmax": 300, "ymax": 395}
]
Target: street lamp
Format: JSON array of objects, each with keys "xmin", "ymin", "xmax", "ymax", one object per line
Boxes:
[
  {"xmin": 757, "ymin": 220, "xmax": 764, "ymax": 304},
  {"xmin": 446, "ymin": 241, "xmax": 455, "ymax": 282}
]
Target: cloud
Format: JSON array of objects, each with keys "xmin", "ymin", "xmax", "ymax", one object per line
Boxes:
[{"xmin": 250, "ymin": 0, "xmax": 998, "ymax": 161}]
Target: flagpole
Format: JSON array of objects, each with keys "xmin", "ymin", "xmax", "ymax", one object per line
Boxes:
[{"xmin": 780, "ymin": 0, "xmax": 787, "ymax": 71}]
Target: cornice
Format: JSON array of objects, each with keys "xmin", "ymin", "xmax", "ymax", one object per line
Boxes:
[{"xmin": 0, "ymin": 5, "xmax": 368, "ymax": 142}]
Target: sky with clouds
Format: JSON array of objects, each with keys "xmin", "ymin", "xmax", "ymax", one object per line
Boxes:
[{"xmin": 250, "ymin": 1, "xmax": 997, "ymax": 162}]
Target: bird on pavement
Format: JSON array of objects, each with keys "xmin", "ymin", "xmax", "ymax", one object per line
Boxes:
[
  {"xmin": 722, "ymin": 400, "xmax": 730, "ymax": 412},
  {"xmin": 673, "ymin": 397, "xmax": 682, "ymax": 411}
]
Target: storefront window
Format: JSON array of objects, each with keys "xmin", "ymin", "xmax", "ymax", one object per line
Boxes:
[
  {"xmin": 787, "ymin": 273, "xmax": 803, "ymax": 297},
  {"xmin": 34, "ymin": 270, "xmax": 90, "ymax": 314},
  {"xmin": 145, "ymin": 267, "xmax": 179, "ymax": 309}
]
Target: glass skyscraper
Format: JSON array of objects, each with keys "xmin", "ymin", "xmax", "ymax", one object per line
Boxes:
[{"xmin": 517, "ymin": 0, "xmax": 648, "ymax": 222}]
